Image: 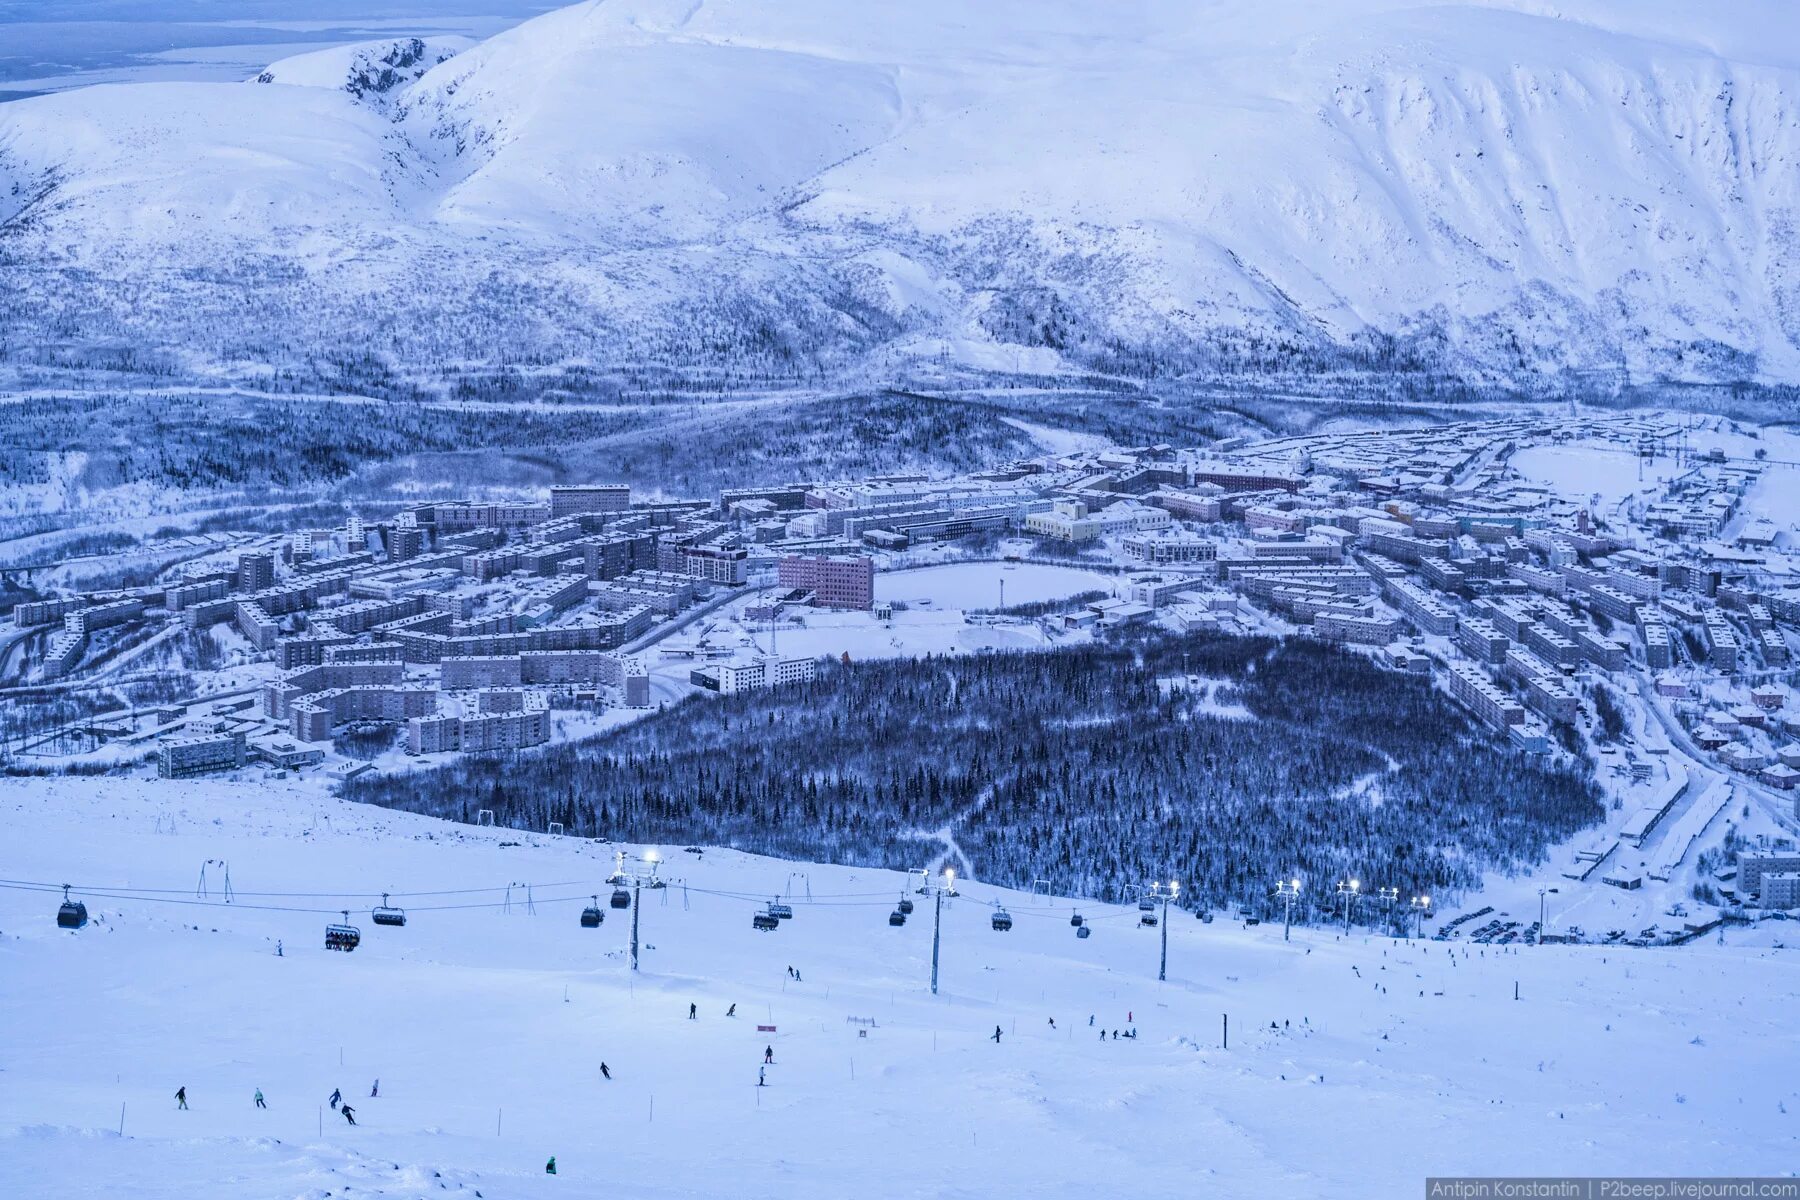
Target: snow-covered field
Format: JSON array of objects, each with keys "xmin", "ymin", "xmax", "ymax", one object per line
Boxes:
[{"xmin": 2, "ymin": 777, "xmax": 1795, "ymax": 1198}]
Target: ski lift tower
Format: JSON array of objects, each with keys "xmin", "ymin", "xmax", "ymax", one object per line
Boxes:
[
  {"xmin": 1148, "ymin": 879, "xmax": 1179, "ymax": 981},
  {"xmin": 609, "ymin": 849, "xmax": 664, "ymax": 972},
  {"xmin": 1275, "ymin": 877, "xmax": 1303, "ymax": 942},
  {"xmin": 926, "ymin": 867, "xmax": 958, "ymax": 996},
  {"xmin": 1336, "ymin": 878, "xmax": 1360, "ymax": 934}
]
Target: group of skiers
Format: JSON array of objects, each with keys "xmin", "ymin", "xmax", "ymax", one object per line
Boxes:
[{"xmin": 174, "ymin": 1080, "xmax": 378, "ymax": 1123}]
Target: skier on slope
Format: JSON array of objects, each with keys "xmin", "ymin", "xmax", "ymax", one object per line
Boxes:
[
  {"xmin": 727, "ymin": 1004, "xmax": 736, "ymax": 1018},
  {"xmin": 341, "ymin": 1105, "xmax": 357, "ymax": 1126},
  {"xmin": 546, "ymin": 1156, "xmax": 557, "ymax": 1175},
  {"xmin": 254, "ymin": 1089, "xmax": 266, "ymax": 1110},
  {"xmin": 764, "ymin": 1046, "xmax": 774, "ymax": 1064},
  {"xmin": 329, "ymin": 1088, "xmax": 341, "ymax": 1110},
  {"xmin": 175, "ymin": 1087, "xmax": 188, "ymax": 1110},
  {"xmin": 991, "ymin": 1025, "xmax": 1002, "ymax": 1043},
  {"xmin": 600, "ymin": 1063, "xmax": 612, "ymax": 1081},
  {"xmin": 688, "ymin": 1003, "xmax": 698, "ymax": 1020},
  {"xmin": 758, "ymin": 1066, "xmax": 767, "ymax": 1087},
  {"xmin": 370, "ymin": 1079, "xmax": 379, "ymax": 1098}
]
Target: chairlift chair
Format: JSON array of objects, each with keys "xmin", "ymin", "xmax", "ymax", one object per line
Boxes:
[
  {"xmin": 56, "ymin": 885, "xmax": 88, "ymax": 930},
  {"xmin": 888, "ymin": 909, "xmax": 907, "ymax": 927},
  {"xmin": 752, "ymin": 910, "xmax": 780, "ymax": 932},
  {"xmin": 1138, "ymin": 898, "xmax": 1156, "ymax": 912},
  {"xmin": 580, "ymin": 897, "xmax": 605, "ymax": 928},
  {"xmin": 610, "ymin": 887, "xmax": 631, "ymax": 910},
  {"xmin": 991, "ymin": 908, "xmax": 1013, "ymax": 932},
  {"xmin": 326, "ymin": 911, "xmax": 361, "ymax": 952},
  {"xmin": 371, "ymin": 893, "xmax": 407, "ymax": 927},
  {"xmin": 768, "ymin": 899, "xmax": 794, "ymax": 921},
  {"xmin": 1139, "ymin": 912, "xmax": 1159, "ymax": 928}
]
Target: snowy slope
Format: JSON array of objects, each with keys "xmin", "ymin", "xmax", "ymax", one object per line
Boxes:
[
  {"xmin": 253, "ymin": 36, "xmax": 473, "ymax": 106},
  {"xmin": 1, "ymin": 776, "xmax": 1796, "ymax": 1199},
  {"xmin": 2, "ymin": 0, "xmax": 1799, "ymax": 385}
]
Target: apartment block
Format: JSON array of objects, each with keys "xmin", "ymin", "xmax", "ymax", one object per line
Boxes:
[
  {"xmin": 157, "ymin": 730, "xmax": 247, "ymax": 778},
  {"xmin": 549, "ymin": 485, "xmax": 630, "ymax": 519},
  {"xmin": 777, "ymin": 555, "xmax": 875, "ymax": 609},
  {"xmin": 1314, "ymin": 612, "xmax": 1402, "ymax": 644},
  {"xmin": 1384, "ymin": 580, "xmax": 1457, "ymax": 636},
  {"xmin": 1447, "ymin": 661, "xmax": 1526, "ymax": 730}
]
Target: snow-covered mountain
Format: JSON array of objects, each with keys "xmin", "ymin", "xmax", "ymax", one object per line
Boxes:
[{"xmin": 2, "ymin": 0, "xmax": 1798, "ymax": 391}]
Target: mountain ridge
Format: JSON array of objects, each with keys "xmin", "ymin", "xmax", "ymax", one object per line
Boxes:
[{"xmin": 1, "ymin": 0, "xmax": 1797, "ymax": 395}]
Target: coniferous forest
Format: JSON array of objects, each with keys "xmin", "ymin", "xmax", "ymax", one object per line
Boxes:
[{"xmin": 346, "ymin": 633, "xmax": 1602, "ymax": 919}]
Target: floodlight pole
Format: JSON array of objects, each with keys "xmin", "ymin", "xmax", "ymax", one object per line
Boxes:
[
  {"xmin": 931, "ymin": 888, "xmax": 942, "ymax": 996},
  {"xmin": 631, "ymin": 878, "xmax": 641, "ymax": 972}
]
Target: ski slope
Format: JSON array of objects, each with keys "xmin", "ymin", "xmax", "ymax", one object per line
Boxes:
[{"xmin": 1, "ymin": 776, "xmax": 1795, "ymax": 1198}]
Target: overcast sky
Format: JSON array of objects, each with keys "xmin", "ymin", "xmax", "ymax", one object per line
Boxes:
[{"xmin": 0, "ymin": 0, "xmax": 557, "ymax": 98}]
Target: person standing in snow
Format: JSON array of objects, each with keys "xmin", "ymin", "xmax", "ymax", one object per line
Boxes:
[
  {"xmin": 600, "ymin": 1062, "xmax": 612, "ymax": 1081},
  {"xmin": 340, "ymin": 1104, "xmax": 356, "ymax": 1126},
  {"xmin": 758, "ymin": 1066, "xmax": 767, "ymax": 1087},
  {"xmin": 545, "ymin": 1156, "xmax": 557, "ymax": 1175},
  {"xmin": 254, "ymin": 1089, "xmax": 266, "ymax": 1109},
  {"xmin": 329, "ymin": 1088, "xmax": 341, "ymax": 1111},
  {"xmin": 175, "ymin": 1087, "xmax": 188, "ymax": 1110},
  {"xmin": 764, "ymin": 1046, "xmax": 774, "ymax": 1064},
  {"xmin": 370, "ymin": 1079, "xmax": 379, "ymax": 1098},
  {"xmin": 688, "ymin": 1003, "xmax": 697, "ymax": 1020},
  {"xmin": 794, "ymin": 969, "xmax": 801, "ymax": 982},
  {"xmin": 991, "ymin": 1025, "xmax": 1002, "ymax": 1043}
]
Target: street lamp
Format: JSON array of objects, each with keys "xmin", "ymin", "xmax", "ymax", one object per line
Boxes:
[
  {"xmin": 1275, "ymin": 878, "xmax": 1302, "ymax": 941},
  {"xmin": 1337, "ymin": 878, "xmax": 1360, "ymax": 935}
]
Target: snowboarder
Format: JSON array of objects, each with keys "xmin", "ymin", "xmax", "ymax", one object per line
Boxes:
[
  {"xmin": 175, "ymin": 1087, "xmax": 188, "ymax": 1110},
  {"xmin": 794, "ymin": 969, "xmax": 802, "ymax": 982},
  {"xmin": 758, "ymin": 1066, "xmax": 767, "ymax": 1087},
  {"xmin": 764, "ymin": 1046, "xmax": 774, "ymax": 1064},
  {"xmin": 370, "ymin": 1079, "xmax": 379, "ymax": 1098},
  {"xmin": 329, "ymin": 1088, "xmax": 341, "ymax": 1110},
  {"xmin": 727, "ymin": 1004, "xmax": 736, "ymax": 1018},
  {"xmin": 1048, "ymin": 1017, "xmax": 1056, "ymax": 1030},
  {"xmin": 276, "ymin": 940, "xmax": 283, "ymax": 957},
  {"xmin": 600, "ymin": 1062, "xmax": 612, "ymax": 1081},
  {"xmin": 1088, "ymin": 1014, "xmax": 1095, "ymax": 1027},
  {"xmin": 688, "ymin": 1003, "xmax": 697, "ymax": 1020},
  {"xmin": 786, "ymin": 965, "xmax": 794, "ymax": 978},
  {"xmin": 340, "ymin": 1104, "xmax": 356, "ymax": 1126},
  {"xmin": 546, "ymin": 1156, "xmax": 557, "ymax": 1176},
  {"xmin": 1099, "ymin": 1030, "xmax": 1105, "ymax": 1042},
  {"xmin": 1111, "ymin": 1030, "xmax": 1118, "ymax": 1040},
  {"xmin": 991, "ymin": 1025, "xmax": 1002, "ymax": 1043},
  {"xmin": 254, "ymin": 1089, "xmax": 266, "ymax": 1110}
]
